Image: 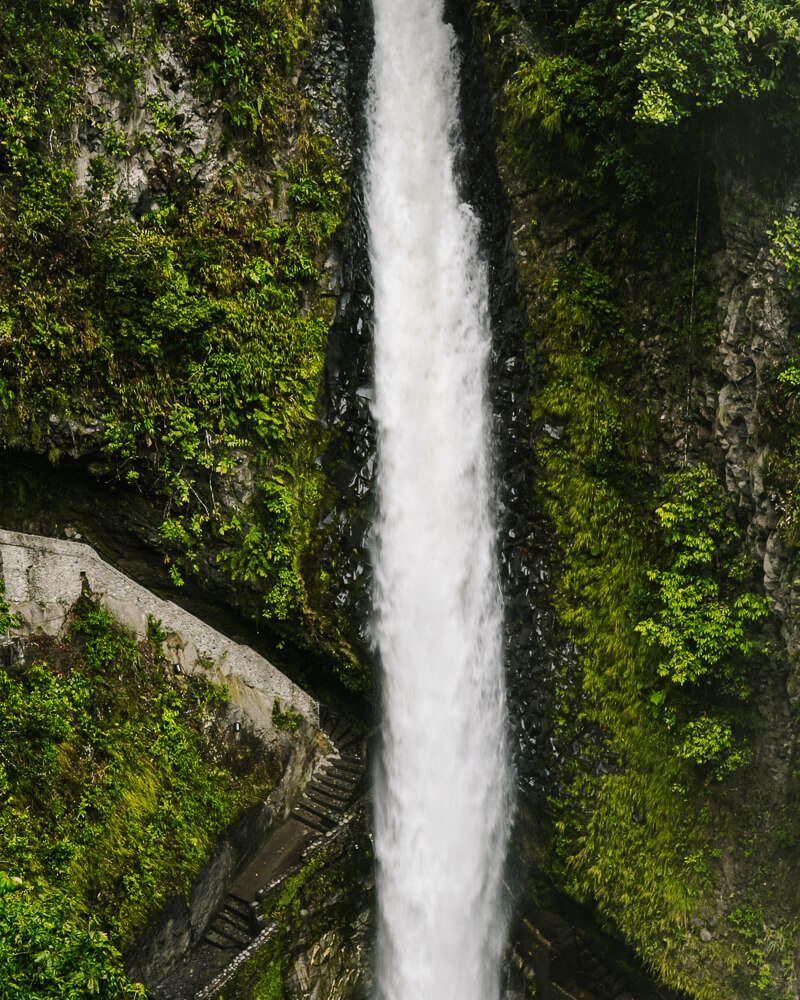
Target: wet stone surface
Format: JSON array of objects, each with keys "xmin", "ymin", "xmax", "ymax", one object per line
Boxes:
[{"xmin": 448, "ymin": 0, "xmax": 573, "ymax": 798}]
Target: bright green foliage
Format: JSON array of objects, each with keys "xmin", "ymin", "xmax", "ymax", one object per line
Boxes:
[
  {"xmin": 617, "ymin": 1, "xmax": 800, "ymax": 125},
  {"xmin": 561, "ymin": 762, "xmax": 698, "ymax": 976},
  {"xmin": 474, "ymin": 0, "xmax": 800, "ymax": 200},
  {"xmin": 524, "ymin": 255, "xmax": 770, "ymax": 991},
  {"xmin": 675, "ymin": 714, "xmax": 748, "ymax": 770},
  {"xmin": 0, "ymin": 887, "xmax": 144, "ymax": 1000},
  {"xmin": 0, "ymin": 0, "xmax": 348, "ymax": 642},
  {"xmin": 771, "ymin": 212, "xmax": 800, "ymax": 288},
  {"xmin": 0, "ymin": 579, "xmax": 20, "ymax": 636},
  {"xmin": 498, "ymin": 0, "xmax": 800, "ymax": 128},
  {"xmin": 0, "ymin": 602, "xmax": 278, "ymax": 994},
  {"xmin": 178, "ymin": 0, "xmax": 316, "ymax": 142},
  {"xmin": 635, "ymin": 465, "xmax": 768, "ymax": 691},
  {"xmin": 472, "ymin": 0, "xmax": 794, "ymax": 991},
  {"xmin": 528, "ymin": 256, "xmax": 707, "ymax": 984}
]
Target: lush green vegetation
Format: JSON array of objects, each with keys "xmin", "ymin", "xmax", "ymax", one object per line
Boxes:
[
  {"xmin": 533, "ymin": 266, "xmax": 788, "ymax": 996},
  {"xmin": 0, "ymin": 0, "xmax": 352, "ymax": 673},
  {"xmin": 763, "ymin": 218, "xmax": 800, "ymax": 555},
  {"xmin": 470, "ymin": 1, "xmax": 799, "ymax": 994},
  {"xmin": 0, "ymin": 1, "xmax": 360, "ymax": 985},
  {"xmin": 635, "ymin": 466, "xmax": 769, "ymax": 774},
  {"xmin": 0, "ymin": 598, "xmax": 279, "ymax": 998},
  {"xmin": 475, "ymin": 0, "xmax": 800, "ymax": 202},
  {"xmin": 526, "ymin": 248, "xmax": 774, "ymax": 993}
]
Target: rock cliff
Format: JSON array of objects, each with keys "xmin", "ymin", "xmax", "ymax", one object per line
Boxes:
[{"xmin": 4, "ymin": 0, "xmax": 800, "ymax": 998}]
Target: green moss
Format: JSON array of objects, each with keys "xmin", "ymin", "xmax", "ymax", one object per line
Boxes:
[
  {"xmin": 467, "ymin": 14, "xmax": 779, "ymax": 978},
  {"xmin": 0, "ymin": 600, "xmax": 279, "ymax": 995},
  {"xmin": 0, "ymin": 0, "xmax": 352, "ymax": 669},
  {"xmin": 250, "ymin": 963, "xmax": 284, "ymax": 1000},
  {"xmin": 469, "ymin": 1, "xmax": 800, "ymax": 993},
  {"xmin": 530, "ymin": 255, "xmax": 786, "ymax": 994}
]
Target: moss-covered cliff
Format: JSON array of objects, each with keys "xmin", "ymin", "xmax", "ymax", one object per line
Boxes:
[
  {"xmin": 470, "ymin": 1, "xmax": 800, "ymax": 996},
  {"xmin": 6, "ymin": 0, "xmax": 800, "ymax": 998},
  {"xmin": 0, "ymin": 0, "xmax": 373, "ymax": 691},
  {"xmin": 0, "ymin": 1, "xmax": 369, "ymax": 995},
  {"xmin": 0, "ymin": 588, "xmax": 294, "ymax": 998}
]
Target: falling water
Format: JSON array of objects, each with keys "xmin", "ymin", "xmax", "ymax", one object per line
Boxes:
[{"xmin": 366, "ymin": 1, "xmax": 511, "ymax": 998}]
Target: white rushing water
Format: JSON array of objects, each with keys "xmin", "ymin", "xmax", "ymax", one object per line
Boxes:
[{"xmin": 366, "ymin": 2, "xmax": 511, "ymax": 998}]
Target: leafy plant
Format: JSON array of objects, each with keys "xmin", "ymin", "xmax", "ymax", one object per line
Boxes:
[
  {"xmin": 0, "ymin": 601, "xmax": 278, "ymax": 994},
  {"xmin": 635, "ymin": 465, "xmax": 769, "ymax": 694},
  {"xmin": 0, "ymin": 580, "xmax": 20, "ymax": 636},
  {"xmin": 0, "ymin": 886, "xmax": 145, "ymax": 1000},
  {"xmin": 272, "ymin": 698, "xmax": 302, "ymax": 731}
]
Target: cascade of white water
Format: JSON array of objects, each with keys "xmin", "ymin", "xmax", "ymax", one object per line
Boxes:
[{"xmin": 366, "ymin": 2, "xmax": 511, "ymax": 997}]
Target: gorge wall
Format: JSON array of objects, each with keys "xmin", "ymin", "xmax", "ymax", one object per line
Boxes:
[
  {"xmin": 470, "ymin": 4, "xmax": 800, "ymax": 997},
  {"xmin": 3, "ymin": 1, "xmax": 800, "ymax": 999}
]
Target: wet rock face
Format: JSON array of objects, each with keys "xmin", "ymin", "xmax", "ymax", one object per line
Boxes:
[
  {"xmin": 445, "ymin": 0, "xmax": 569, "ymax": 798},
  {"xmin": 714, "ymin": 165, "xmax": 795, "ymax": 585},
  {"xmin": 216, "ymin": 804, "xmax": 374, "ymax": 1000},
  {"xmin": 73, "ymin": 11, "xmax": 220, "ymax": 209},
  {"xmin": 71, "ymin": 0, "xmax": 361, "ymax": 209},
  {"xmin": 283, "ymin": 917, "xmax": 373, "ymax": 1000},
  {"xmin": 709, "ymin": 152, "xmax": 799, "ymax": 785},
  {"xmin": 301, "ymin": 0, "xmax": 363, "ymax": 174},
  {"xmin": 310, "ymin": 0, "xmax": 376, "ymax": 667},
  {"xmin": 280, "ymin": 808, "xmax": 374, "ymax": 1000}
]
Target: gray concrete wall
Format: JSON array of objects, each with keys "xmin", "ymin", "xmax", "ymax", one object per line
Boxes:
[{"xmin": 0, "ymin": 528, "xmax": 318, "ymax": 738}]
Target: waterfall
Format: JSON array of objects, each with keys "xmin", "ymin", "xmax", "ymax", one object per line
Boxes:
[{"xmin": 366, "ymin": 1, "xmax": 511, "ymax": 997}]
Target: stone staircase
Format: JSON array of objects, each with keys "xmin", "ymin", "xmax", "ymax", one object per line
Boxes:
[
  {"xmin": 147, "ymin": 709, "xmax": 368, "ymax": 999},
  {"xmin": 509, "ymin": 909, "xmax": 685, "ymax": 1000},
  {"xmin": 203, "ymin": 892, "xmax": 269, "ymax": 952},
  {"xmin": 290, "ymin": 710, "xmax": 366, "ymax": 834}
]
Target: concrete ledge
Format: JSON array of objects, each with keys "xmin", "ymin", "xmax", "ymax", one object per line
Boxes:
[{"xmin": 0, "ymin": 528, "xmax": 318, "ymax": 737}]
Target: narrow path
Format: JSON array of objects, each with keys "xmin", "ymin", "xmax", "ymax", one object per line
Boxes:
[{"xmin": 148, "ymin": 711, "xmax": 367, "ymax": 1000}]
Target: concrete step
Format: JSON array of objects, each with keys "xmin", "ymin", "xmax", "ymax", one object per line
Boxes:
[
  {"xmin": 226, "ymin": 892, "xmax": 252, "ymax": 912},
  {"xmin": 330, "ymin": 721, "xmax": 350, "ymax": 745},
  {"xmin": 322, "ymin": 712, "xmax": 350, "ymax": 744},
  {"xmin": 328, "ymin": 763, "xmax": 363, "ymax": 782},
  {"xmin": 217, "ymin": 907, "xmax": 251, "ymax": 934},
  {"xmin": 306, "ymin": 787, "xmax": 349, "ymax": 811},
  {"xmin": 202, "ymin": 891, "xmax": 260, "ymax": 954},
  {"xmin": 204, "ymin": 921, "xmax": 250, "ymax": 949},
  {"xmin": 297, "ymin": 797, "xmax": 340, "ymax": 825},
  {"xmin": 314, "ymin": 770, "xmax": 358, "ymax": 795},
  {"xmin": 329, "ymin": 755, "xmax": 363, "ymax": 774},
  {"xmin": 204, "ymin": 928, "xmax": 240, "ymax": 951},
  {"xmin": 291, "ymin": 805, "xmax": 335, "ymax": 834},
  {"xmin": 336, "ymin": 735, "xmax": 363, "ymax": 757},
  {"xmin": 307, "ymin": 776, "xmax": 351, "ymax": 799},
  {"xmin": 319, "ymin": 709, "xmax": 367, "ymax": 760}
]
